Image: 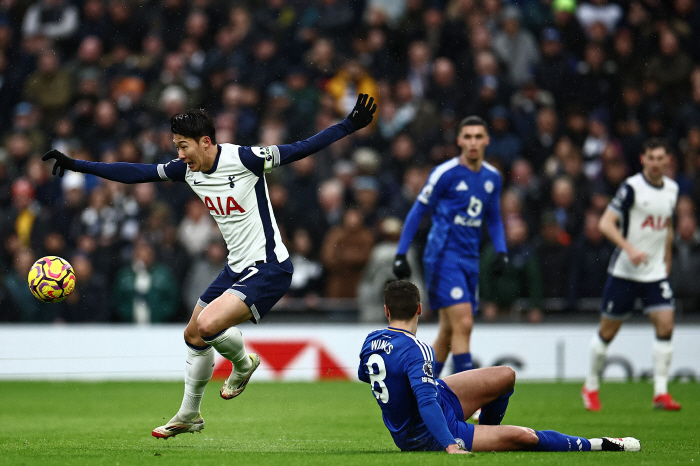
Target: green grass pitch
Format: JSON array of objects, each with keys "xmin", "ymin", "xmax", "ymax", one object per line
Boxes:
[{"xmin": 0, "ymin": 380, "xmax": 698, "ymax": 465}]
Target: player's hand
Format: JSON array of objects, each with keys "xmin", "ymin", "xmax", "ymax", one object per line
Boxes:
[
  {"xmin": 492, "ymin": 252, "xmax": 508, "ymax": 277},
  {"xmin": 346, "ymin": 94, "xmax": 377, "ymax": 131},
  {"xmin": 627, "ymin": 247, "xmax": 649, "ymax": 267},
  {"xmin": 42, "ymin": 149, "xmax": 76, "ymax": 177},
  {"xmin": 446, "ymin": 444, "xmax": 470, "ymax": 454},
  {"xmin": 393, "ymin": 254, "xmax": 412, "ymax": 279}
]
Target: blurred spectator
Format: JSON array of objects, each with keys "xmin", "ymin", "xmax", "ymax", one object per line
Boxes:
[
  {"xmin": 425, "ymin": 57, "xmax": 469, "ymax": 118},
  {"xmin": 568, "ymin": 209, "xmax": 614, "ymax": 309},
  {"xmin": 480, "ymin": 218, "xmax": 543, "ymax": 323},
  {"xmin": 524, "ymin": 106, "xmax": 559, "ymax": 170},
  {"xmin": 576, "ymin": 0, "xmax": 623, "ymax": 38},
  {"xmin": 320, "ymin": 207, "xmax": 374, "ymax": 298},
  {"xmin": 22, "ymin": 49, "xmax": 73, "ymax": 122},
  {"xmin": 287, "ymin": 228, "xmax": 323, "ymax": 298},
  {"xmin": 534, "ymin": 211, "xmax": 572, "ymax": 299},
  {"xmin": 1, "ymin": 248, "xmax": 52, "ymax": 322},
  {"xmin": 492, "ymin": 5, "xmax": 540, "ymax": 87},
  {"xmin": 552, "ymin": 0, "xmax": 588, "ymax": 58},
  {"xmin": 22, "ymin": 0, "xmax": 79, "ymax": 44},
  {"xmin": 113, "ymin": 238, "xmax": 178, "ymax": 323},
  {"xmin": 574, "ymin": 44, "xmax": 618, "ymax": 111},
  {"xmin": 10, "ymin": 178, "xmax": 39, "ymax": 248},
  {"xmin": 645, "ymin": 29, "xmax": 693, "ymax": 106},
  {"xmin": 62, "ymin": 253, "xmax": 110, "ymax": 322},
  {"xmin": 670, "ymin": 214, "xmax": 700, "ymax": 313},
  {"xmin": 326, "ymin": 59, "xmax": 379, "ymax": 123},
  {"xmin": 177, "ymin": 197, "xmax": 219, "ymax": 257},
  {"xmin": 183, "ymin": 239, "xmax": 227, "ymax": 312},
  {"xmin": 358, "ymin": 217, "xmax": 426, "ymax": 322},
  {"xmin": 484, "ymin": 106, "xmax": 522, "ymax": 168},
  {"xmin": 550, "ymin": 175, "xmax": 583, "ymax": 239}
]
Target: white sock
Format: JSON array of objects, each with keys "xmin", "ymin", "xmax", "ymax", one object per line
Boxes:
[
  {"xmin": 652, "ymin": 339, "xmax": 673, "ymax": 396},
  {"xmin": 585, "ymin": 334, "xmax": 609, "ymax": 391},
  {"xmin": 203, "ymin": 327, "xmax": 252, "ymax": 376},
  {"xmin": 589, "ymin": 438, "xmax": 603, "ymax": 451},
  {"xmin": 173, "ymin": 345, "xmax": 215, "ymax": 422}
]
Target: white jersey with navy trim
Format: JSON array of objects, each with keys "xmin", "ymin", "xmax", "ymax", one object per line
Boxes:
[
  {"xmin": 607, "ymin": 173, "xmax": 678, "ymax": 282},
  {"xmin": 158, "ymin": 143, "xmax": 288, "ymax": 273}
]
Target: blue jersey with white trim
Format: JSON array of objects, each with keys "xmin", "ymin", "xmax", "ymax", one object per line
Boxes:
[
  {"xmin": 358, "ymin": 328, "xmax": 454, "ymax": 451},
  {"xmin": 417, "ymin": 159, "xmax": 505, "ymax": 265}
]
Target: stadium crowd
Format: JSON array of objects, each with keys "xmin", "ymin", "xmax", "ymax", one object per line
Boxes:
[{"xmin": 3, "ymin": 0, "xmax": 700, "ymax": 323}]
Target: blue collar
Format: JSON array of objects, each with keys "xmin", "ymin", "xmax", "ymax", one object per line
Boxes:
[{"xmin": 203, "ymin": 145, "xmax": 222, "ymax": 174}]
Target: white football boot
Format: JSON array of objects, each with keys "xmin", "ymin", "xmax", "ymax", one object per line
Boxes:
[
  {"xmin": 600, "ymin": 437, "xmax": 641, "ymax": 452},
  {"xmin": 152, "ymin": 414, "xmax": 204, "ymax": 439},
  {"xmin": 220, "ymin": 353, "xmax": 260, "ymax": 400}
]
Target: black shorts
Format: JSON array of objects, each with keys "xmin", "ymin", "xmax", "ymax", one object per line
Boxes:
[{"xmin": 601, "ymin": 275, "xmax": 674, "ymax": 320}]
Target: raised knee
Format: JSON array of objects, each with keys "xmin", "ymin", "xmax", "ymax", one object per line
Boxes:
[
  {"xmin": 196, "ymin": 313, "xmax": 218, "ymax": 339},
  {"xmin": 499, "ymin": 366, "xmax": 516, "ymax": 390}
]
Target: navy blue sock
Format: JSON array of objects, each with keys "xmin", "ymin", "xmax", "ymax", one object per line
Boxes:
[
  {"xmin": 533, "ymin": 430, "xmax": 591, "ymax": 452},
  {"xmin": 434, "ymin": 360, "xmax": 444, "ymax": 378},
  {"xmin": 479, "ymin": 389, "xmax": 513, "ymax": 425},
  {"xmin": 452, "ymin": 352, "xmax": 473, "ymax": 372}
]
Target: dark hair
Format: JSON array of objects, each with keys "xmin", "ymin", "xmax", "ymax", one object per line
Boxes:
[
  {"xmin": 170, "ymin": 109, "xmax": 216, "ymax": 144},
  {"xmin": 459, "ymin": 115, "xmax": 488, "ymax": 132},
  {"xmin": 384, "ymin": 280, "xmax": 421, "ymax": 320},
  {"xmin": 643, "ymin": 137, "xmax": 671, "ymax": 155}
]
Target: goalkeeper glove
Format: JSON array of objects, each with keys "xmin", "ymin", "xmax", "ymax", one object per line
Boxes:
[
  {"xmin": 346, "ymin": 94, "xmax": 377, "ymax": 131},
  {"xmin": 42, "ymin": 149, "xmax": 76, "ymax": 177},
  {"xmin": 393, "ymin": 254, "xmax": 412, "ymax": 280},
  {"xmin": 492, "ymin": 252, "xmax": 508, "ymax": 277}
]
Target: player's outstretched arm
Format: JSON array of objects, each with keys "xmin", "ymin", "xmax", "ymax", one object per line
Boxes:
[
  {"xmin": 393, "ymin": 201, "xmax": 429, "ymax": 279},
  {"xmin": 276, "ymin": 94, "xmax": 377, "ymax": 165},
  {"xmin": 42, "ymin": 149, "xmax": 167, "ymax": 184}
]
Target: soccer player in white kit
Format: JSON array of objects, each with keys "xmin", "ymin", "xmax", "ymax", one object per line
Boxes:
[
  {"xmin": 581, "ymin": 138, "xmax": 681, "ymax": 412},
  {"xmin": 42, "ymin": 94, "xmax": 377, "ymax": 437}
]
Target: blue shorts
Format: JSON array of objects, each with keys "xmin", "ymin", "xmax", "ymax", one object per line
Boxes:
[
  {"xmin": 601, "ymin": 275, "xmax": 674, "ymax": 320},
  {"xmin": 435, "ymin": 380, "xmax": 475, "ymax": 451},
  {"xmin": 424, "ymin": 259, "xmax": 479, "ymax": 312},
  {"xmin": 198, "ymin": 258, "xmax": 293, "ymax": 323}
]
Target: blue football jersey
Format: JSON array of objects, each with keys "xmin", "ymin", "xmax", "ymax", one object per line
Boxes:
[
  {"xmin": 358, "ymin": 328, "xmax": 446, "ymax": 451},
  {"xmin": 416, "ymin": 159, "xmax": 504, "ymax": 265}
]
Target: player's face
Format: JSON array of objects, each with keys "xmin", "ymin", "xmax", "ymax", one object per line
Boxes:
[
  {"xmin": 457, "ymin": 125, "xmax": 490, "ymax": 162},
  {"xmin": 173, "ymin": 134, "xmax": 208, "ymax": 172},
  {"xmin": 640, "ymin": 147, "xmax": 668, "ymax": 183}
]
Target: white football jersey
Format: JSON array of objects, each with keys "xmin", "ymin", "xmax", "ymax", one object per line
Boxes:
[
  {"xmin": 607, "ymin": 173, "xmax": 678, "ymax": 282},
  {"xmin": 157, "ymin": 144, "xmax": 289, "ymax": 273}
]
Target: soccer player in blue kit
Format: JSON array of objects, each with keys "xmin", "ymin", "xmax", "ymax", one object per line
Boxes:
[
  {"xmin": 393, "ymin": 116, "xmax": 507, "ymax": 377},
  {"xmin": 359, "ymin": 280, "xmax": 641, "ymax": 453},
  {"xmin": 42, "ymin": 94, "xmax": 377, "ymax": 438}
]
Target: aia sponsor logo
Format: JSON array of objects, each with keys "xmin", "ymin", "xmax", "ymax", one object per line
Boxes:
[
  {"xmin": 204, "ymin": 196, "xmax": 245, "ymax": 215},
  {"xmin": 641, "ymin": 215, "xmax": 669, "ymax": 230}
]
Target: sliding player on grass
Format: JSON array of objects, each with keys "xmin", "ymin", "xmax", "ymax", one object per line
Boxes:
[
  {"xmin": 43, "ymin": 94, "xmax": 377, "ymax": 438},
  {"xmin": 359, "ymin": 280, "xmax": 641, "ymax": 453}
]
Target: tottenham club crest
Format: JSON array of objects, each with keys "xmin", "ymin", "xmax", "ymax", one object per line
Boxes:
[
  {"xmin": 228, "ymin": 175, "xmax": 235, "ymax": 188},
  {"xmin": 423, "ymin": 361, "xmax": 434, "ymax": 377},
  {"xmin": 484, "ymin": 180, "xmax": 494, "ymax": 193}
]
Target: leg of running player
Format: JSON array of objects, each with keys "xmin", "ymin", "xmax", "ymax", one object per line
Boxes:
[
  {"xmin": 582, "ymin": 316, "xmax": 623, "ymax": 410},
  {"xmin": 198, "ymin": 292, "xmax": 259, "ymax": 399},
  {"xmin": 152, "ymin": 304, "xmax": 215, "ymax": 438},
  {"xmin": 444, "ymin": 302, "xmax": 474, "ymax": 372},
  {"xmin": 432, "ymin": 309, "xmax": 452, "ymax": 377},
  {"xmin": 648, "ymin": 308, "xmax": 680, "ymax": 409},
  {"xmin": 442, "ymin": 366, "xmax": 515, "ymax": 422}
]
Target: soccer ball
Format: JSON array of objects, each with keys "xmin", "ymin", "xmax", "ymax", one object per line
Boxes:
[{"xmin": 27, "ymin": 256, "xmax": 76, "ymax": 303}]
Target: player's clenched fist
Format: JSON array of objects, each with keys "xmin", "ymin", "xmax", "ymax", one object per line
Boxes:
[
  {"xmin": 393, "ymin": 254, "xmax": 412, "ymax": 279},
  {"xmin": 346, "ymin": 93, "xmax": 377, "ymax": 131},
  {"xmin": 42, "ymin": 149, "xmax": 76, "ymax": 177}
]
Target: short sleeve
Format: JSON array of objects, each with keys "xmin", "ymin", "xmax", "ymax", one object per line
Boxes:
[
  {"xmin": 608, "ymin": 182, "xmax": 634, "ymax": 215},
  {"xmin": 158, "ymin": 158, "xmax": 187, "ymax": 182}
]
